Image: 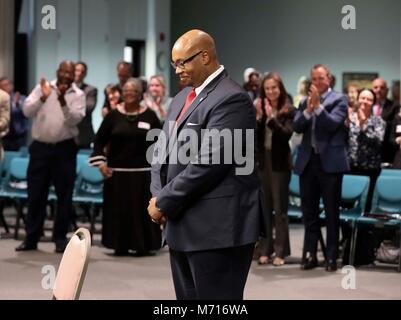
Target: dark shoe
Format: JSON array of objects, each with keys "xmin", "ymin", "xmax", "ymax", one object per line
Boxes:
[
  {"xmin": 15, "ymin": 241, "xmax": 37, "ymax": 252},
  {"xmin": 301, "ymin": 256, "xmax": 318, "ymax": 270},
  {"xmin": 325, "ymin": 260, "xmax": 338, "ymax": 272},
  {"xmin": 134, "ymin": 250, "xmax": 154, "ymax": 257},
  {"xmin": 55, "ymin": 241, "xmax": 67, "ymax": 253},
  {"xmin": 114, "ymin": 249, "xmax": 129, "ymax": 256}
]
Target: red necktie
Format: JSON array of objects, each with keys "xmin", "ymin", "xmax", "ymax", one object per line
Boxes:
[{"xmin": 176, "ymin": 89, "xmax": 196, "ymax": 123}]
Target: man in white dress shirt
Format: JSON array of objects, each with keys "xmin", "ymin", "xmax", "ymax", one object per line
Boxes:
[{"xmin": 16, "ymin": 61, "xmax": 85, "ymax": 253}]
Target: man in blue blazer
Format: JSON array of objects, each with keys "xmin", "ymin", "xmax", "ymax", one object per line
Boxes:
[
  {"xmin": 148, "ymin": 29, "xmax": 264, "ymax": 299},
  {"xmin": 293, "ymin": 64, "xmax": 349, "ymax": 272}
]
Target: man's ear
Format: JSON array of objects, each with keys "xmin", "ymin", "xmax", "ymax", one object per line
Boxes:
[{"xmin": 202, "ymin": 51, "xmax": 211, "ymax": 65}]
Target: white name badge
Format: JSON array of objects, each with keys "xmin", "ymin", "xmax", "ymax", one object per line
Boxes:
[
  {"xmin": 138, "ymin": 121, "xmax": 151, "ymax": 130},
  {"xmin": 396, "ymin": 125, "xmax": 401, "ymax": 133}
]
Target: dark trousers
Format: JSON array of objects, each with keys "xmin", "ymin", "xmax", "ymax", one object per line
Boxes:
[
  {"xmin": 3, "ymin": 133, "xmax": 27, "ymax": 151},
  {"xmin": 25, "ymin": 139, "xmax": 77, "ymax": 244},
  {"xmin": 258, "ymin": 150, "xmax": 291, "ymax": 258},
  {"xmin": 169, "ymin": 243, "xmax": 254, "ymax": 300},
  {"xmin": 300, "ymin": 153, "xmax": 343, "ymax": 261}
]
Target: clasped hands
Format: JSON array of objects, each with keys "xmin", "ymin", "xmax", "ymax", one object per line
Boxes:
[
  {"xmin": 255, "ymin": 98, "xmax": 274, "ymax": 121},
  {"xmin": 306, "ymin": 84, "xmax": 321, "ymax": 114},
  {"xmin": 396, "ymin": 136, "xmax": 401, "ymax": 149},
  {"xmin": 39, "ymin": 77, "xmax": 67, "ymax": 106},
  {"xmin": 147, "ymin": 197, "xmax": 167, "ymax": 225},
  {"xmin": 98, "ymin": 163, "xmax": 113, "ymax": 179}
]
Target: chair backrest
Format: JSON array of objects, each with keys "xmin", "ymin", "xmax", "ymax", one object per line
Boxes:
[
  {"xmin": 9, "ymin": 157, "xmax": 29, "ymax": 181},
  {"xmin": 18, "ymin": 146, "xmax": 29, "ymax": 157},
  {"xmin": 372, "ymin": 176, "xmax": 401, "ymax": 214},
  {"xmin": 380, "ymin": 169, "xmax": 401, "ymax": 178},
  {"xmin": 341, "ymin": 174, "xmax": 370, "ymax": 214},
  {"xmin": 78, "ymin": 149, "xmax": 93, "ymax": 155},
  {"xmin": 81, "ymin": 165, "xmax": 103, "ymax": 185},
  {"xmin": 74, "ymin": 165, "xmax": 103, "ymax": 197},
  {"xmin": 76, "ymin": 154, "xmax": 89, "ymax": 174},
  {"xmin": 2, "ymin": 151, "xmax": 22, "ymax": 177},
  {"xmin": 52, "ymin": 228, "xmax": 91, "ymax": 300}
]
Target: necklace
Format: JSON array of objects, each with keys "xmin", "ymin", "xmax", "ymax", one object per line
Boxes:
[
  {"xmin": 126, "ymin": 113, "xmax": 140, "ymax": 122},
  {"xmin": 124, "ymin": 104, "xmax": 141, "ymax": 122}
]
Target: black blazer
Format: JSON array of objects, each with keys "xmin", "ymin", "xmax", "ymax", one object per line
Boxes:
[
  {"xmin": 381, "ymin": 99, "xmax": 399, "ymax": 163},
  {"xmin": 390, "ymin": 112, "xmax": 401, "ymax": 168},
  {"xmin": 257, "ymin": 104, "xmax": 296, "ymax": 172},
  {"xmin": 381, "ymin": 99, "xmax": 397, "ymax": 122},
  {"xmin": 151, "ymin": 70, "xmax": 264, "ymax": 252},
  {"xmin": 76, "ymin": 82, "xmax": 98, "ymax": 147}
]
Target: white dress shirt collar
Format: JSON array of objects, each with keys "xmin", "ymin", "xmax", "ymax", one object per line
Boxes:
[
  {"xmin": 194, "ymin": 65, "xmax": 225, "ymax": 96},
  {"xmin": 321, "ymin": 87, "xmax": 332, "ymax": 100},
  {"xmin": 50, "ymin": 80, "xmax": 79, "ymax": 94}
]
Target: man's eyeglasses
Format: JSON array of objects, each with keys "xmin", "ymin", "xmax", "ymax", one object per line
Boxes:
[{"xmin": 171, "ymin": 51, "xmax": 203, "ymax": 69}]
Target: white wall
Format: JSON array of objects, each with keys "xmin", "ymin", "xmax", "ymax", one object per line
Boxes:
[
  {"xmin": 27, "ymin": 0, "xmax": 170, "ymax": 132},
  {"xmin": 171, "ymin": 0, "xmax": 401, "ymax": 97}
]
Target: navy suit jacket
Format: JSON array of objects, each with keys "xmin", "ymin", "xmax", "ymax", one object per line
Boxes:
[
  {"xmin": 150, "ymin": 70, "xmax": 264, "ymax": 252},
  {"xmin": 293, "ymin": 90, "xmax": 350, "ymax": 175}
]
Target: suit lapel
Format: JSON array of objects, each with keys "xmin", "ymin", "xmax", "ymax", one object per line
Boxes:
[
  {"xmin": 320, "ymin": 90, "xmax": 332, "ymax": 105},
  {"xmin": 78, "ymin": 83, "xmax": 87, "ymax": 91},
  {"xmin": 176, "ymin": 70, "xmax": 228, "ymax": 130},
  {"xmin": 176, "ymin": 91, "xmax": 207, "ymax": 128},
  {"xmin": 320, "ymin": 90, "xmax": 336, "ymax": 111},
  {"xmin": 161, "ymin": 70, "xmax": 228, "ymax": 182},
  {"xmin": 168, "ymin": 88, "xmax": 191, "ymax": 128}
]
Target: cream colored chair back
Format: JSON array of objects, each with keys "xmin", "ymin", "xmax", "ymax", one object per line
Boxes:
[{"xmin": 53, "ymin": 228, "xmax": 91, "ymax": 300}]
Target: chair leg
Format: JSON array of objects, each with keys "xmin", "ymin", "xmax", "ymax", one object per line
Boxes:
[
  {"xmin": 90, "ymin": 204, "xmax": 95, "ymax": 242},
  {"xmin": 350, "ymin": 226, "xmax": 358, "ymax": 266},
  {"xmin": 51, "ymin": 201, "xmax": 55, "ymax": 220},
  {"xmin": 348, "ymin": 223, "xmax": 356, "ymax": 266},
  {"xmin": 318, "ymin": 228, "xmax": 327, "ymax": 262},
  {"xmin": 71, "ymin": 206, "xmax": 78, "ymax": 231},
  {"xmin": 0, "ymin": 199, "xmax": 9, "ymax": 234},
  {"xmin": 397, "ymin": 230, "xmax": 401, "ymax": 272},
  {"xmin": 14, "ymin": 202, "xmax": 23, "ymax": 240},
  {"xmin": 84, "ymin": 204, "xmax": 91, "ymax": 222}
]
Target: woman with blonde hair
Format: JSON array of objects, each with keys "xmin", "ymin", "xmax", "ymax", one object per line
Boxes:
[{"xmin": 143, "ymin": 75, "xmax": 172, "ymax": 121}]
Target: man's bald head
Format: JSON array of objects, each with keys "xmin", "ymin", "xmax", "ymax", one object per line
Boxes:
[
  {"xmin": 372, "ymin": 77, "xmax": 389, "ymax": 101},
  {"xmin": 172, "ymin": 29, "xmax": 220, "ymax": 88},
  {"xmin": 173, "ymin": 29, "xmax": 218, "ymax": 61},
  {"xmin": 57, "ymin": 60, "xmax": 75, "ymax": 90},
  {"xmin": 59, "ymin": 60, "xmax": 75, "ymax": 72}
]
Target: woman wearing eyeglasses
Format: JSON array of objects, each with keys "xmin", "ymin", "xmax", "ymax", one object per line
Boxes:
[{"xmin": 90, "ymin": 78, "xmax": 162, "ymax": 256}]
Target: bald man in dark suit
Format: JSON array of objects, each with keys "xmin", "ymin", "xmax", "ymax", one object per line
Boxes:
[{"xmin": 148, "ymin": 30, "xmax": 264, "ymax": 300}]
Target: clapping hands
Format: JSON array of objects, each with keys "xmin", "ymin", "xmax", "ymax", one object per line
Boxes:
[{"xmin": 40, "ymin": 78, "xmax": 52, "ymax": 102}]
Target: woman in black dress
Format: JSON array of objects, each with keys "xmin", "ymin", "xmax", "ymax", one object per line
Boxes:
[{"xmin": 90, "ymin": 78, "xmax": 162, "ymax": 255}]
